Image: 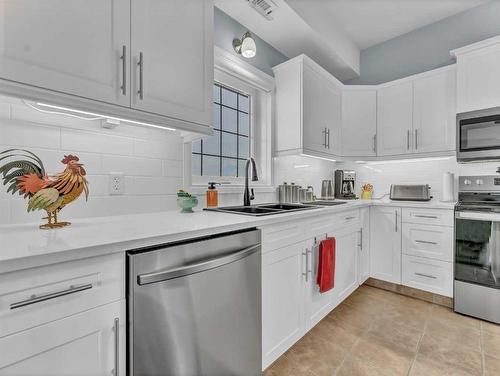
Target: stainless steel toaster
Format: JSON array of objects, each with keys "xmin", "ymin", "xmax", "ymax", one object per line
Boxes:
[{"xmin": 390, "ymin": 184, "xmax": 432, "ymax": 201}]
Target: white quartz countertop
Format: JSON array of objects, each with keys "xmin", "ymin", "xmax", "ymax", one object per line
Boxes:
[{"xmin": 0, "ymin": 199, "xmax": 455, "ymax": 273}]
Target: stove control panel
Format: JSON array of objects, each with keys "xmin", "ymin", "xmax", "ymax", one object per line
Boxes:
[{"xmin": 459, "ymin": 175, "xmax": 500, "ymax": 192}]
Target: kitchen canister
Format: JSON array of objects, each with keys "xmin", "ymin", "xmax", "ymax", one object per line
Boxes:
[{"xmin": 441, "ymin": 172, "xmax": 455, "ymax": 202}]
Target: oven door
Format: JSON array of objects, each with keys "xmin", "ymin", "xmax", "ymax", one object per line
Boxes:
[
  {"xmin": 455, "ymin": 211, "xmax": 500, "ymax": 289},
  {"xmin": 457, "ymin": 110, "xmax": 500, "ymax": 161}
]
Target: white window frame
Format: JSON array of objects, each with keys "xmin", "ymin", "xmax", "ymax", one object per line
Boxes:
[{"xmin": 184, "ymin": 46, "xmax": 275, "ymax": 193}]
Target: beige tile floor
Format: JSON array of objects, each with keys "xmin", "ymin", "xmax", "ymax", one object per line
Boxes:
[{"xmin": 264, "ymin": 285, "xmax": 500, "ymax": 376}]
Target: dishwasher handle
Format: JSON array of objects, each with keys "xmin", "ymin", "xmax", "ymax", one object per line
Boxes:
[{"xmin": 137, "ymin": 243, "xmax": 260, "ymax": 285}]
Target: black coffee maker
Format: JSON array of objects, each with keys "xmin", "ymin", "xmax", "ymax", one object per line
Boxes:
[{"xmin": 334, "ymin": 170, "xmax": 357, "ymax": 199}]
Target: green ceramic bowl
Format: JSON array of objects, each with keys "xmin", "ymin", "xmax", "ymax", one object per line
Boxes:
[{"xmin": 177, "ymin": 196, "xmax": 198, "ymax": 213}]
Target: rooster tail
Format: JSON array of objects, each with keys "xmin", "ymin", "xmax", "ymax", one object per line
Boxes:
[{"xmin": 0, "ymin": 149, "xmax": 47, "ymax": 196}]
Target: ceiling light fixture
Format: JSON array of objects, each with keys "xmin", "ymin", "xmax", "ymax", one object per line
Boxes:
[
  {"xmin": 34, "ymin": 102, "xmax": 176, "ymax": 131},
  {"xmin": 233, "ymin": 31, "xmax": 257, "ymax": 58}
]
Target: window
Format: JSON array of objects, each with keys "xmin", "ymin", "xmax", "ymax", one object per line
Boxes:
[{"xmin": 192, "ymin": 83, "xmax": 250, "ymax": 177}]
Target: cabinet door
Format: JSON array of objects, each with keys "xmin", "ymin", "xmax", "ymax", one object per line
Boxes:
[
  {"xmin": 342, "ymin": 89, "xmax": 377, "ymax": 156},
  {"xmin": 335, "ymin": 225, "xmax": 360, "ymax": 303},
  {"xmin": 303, "ymin": 63, "xmax": 328, "ymax": 153},
  {"xmin": 358, "ymin": 207, "xmax": 371, "ymax": 285},
  {"xmin": 262, "ymin": 242, "xmax": 305, "ymax": 369},
  {"xmin": 370, "ymin": 206, "xmax": 402, "ymax": 284},
  {"xmin": 377, "ymin": 82, "xmax": 414, "ymax": 156},
  {"xmin": 304, "ymin": 234, "xmax": 336, "ymax": 331},
  {"xmin": 0, "ymin": 300, "xmax": 125, "ymax": 376},
  {"xmin": 413, "ymin": 68, "xmax": 456, "ymax": 153},
  {"xmin": 131, "ymin": 0, "xmax": 213, "ymax": 126},
  {"xmin": 323, "ymin": 78, "xmax": 342, "ymax": 156},
  {"xmin": 456, "ymin": 43, "xmax": 500, "ymax": 113},
  {"xmin": 0, "ymin": 0, "xmax": 130, "ymax": 106}
]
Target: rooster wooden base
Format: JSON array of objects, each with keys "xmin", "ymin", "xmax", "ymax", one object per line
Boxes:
[{"xmin": 0, "ymin": 149, "xmax": 89, "ymax": 229}]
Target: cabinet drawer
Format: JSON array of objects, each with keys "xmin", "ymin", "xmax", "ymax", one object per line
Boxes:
[
  {"xmin": 402, "ymin": 208, "xmax": 453, "ymax": 227},
  {"xmin": 261, "ymin": 221, "xmax": 306, "ymax": 254},
  {"xmin": 402, "ymin": 255, "xmax": 453, "ymax": 297},
  {"xmin": 0, "ymin": 253, "xmax": 124, "ymax": 338},
  {"xmin": 402, "ymin": 223, "xmax": 453, "ymax": 262},
  {"xmin": 333, "ymin": 210, "xmax": 360, "ymax": 228}
]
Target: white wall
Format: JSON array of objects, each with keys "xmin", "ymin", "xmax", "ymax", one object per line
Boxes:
[
  {"xmin": 273, "ymin": 155, "xmax": 336, "ymax": 197},
  {"xmin": 341, "ymin": 157, "xmax": 500, "ymax": 201},
  {"xmin": 0, "ymin": 95, "xmax": 279, "ymax": 225}
]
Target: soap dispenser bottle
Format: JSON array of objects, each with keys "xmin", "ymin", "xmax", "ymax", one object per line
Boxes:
[{"xmin": 206, "ymin": 182, "xmax": 220, "ymax": 208}]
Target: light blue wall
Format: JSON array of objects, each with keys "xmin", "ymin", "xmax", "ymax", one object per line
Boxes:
[
  {"xmin": 214, "ymin": 7, "xmax": 287, "ymax": 76},
  {"xmin": 347, "ymin": 1, "xmax": 500, "ymax": 85}
]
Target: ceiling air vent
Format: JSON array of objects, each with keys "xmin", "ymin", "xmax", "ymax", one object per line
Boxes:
[{"xmin": 247, "ymin": 0, "xmax": 277, "ymax": 20}]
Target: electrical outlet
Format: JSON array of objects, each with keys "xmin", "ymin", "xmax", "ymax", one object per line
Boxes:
[{"xmin": 109, "ymin": 172, "xmax": 124, "ymax": 195}]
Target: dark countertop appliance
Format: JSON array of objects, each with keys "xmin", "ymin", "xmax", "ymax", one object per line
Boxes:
[
  {"xmin": 334, "ymin": 170, "xmax": 357, "ymax": 199},
  {"xmin": 389, "ymin": 184, "xmax": 432, "ymax": 201}
]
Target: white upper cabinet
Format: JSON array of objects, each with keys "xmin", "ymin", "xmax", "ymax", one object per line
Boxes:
[
  {"xmin": 377, "ymin": 81, "xmax": 414, "ymax": 156},
  {"xmin": 274, "ymin": 55, "xmax": 342, "ymax": 159},
  {"xmin": 0, "ymin": 0, "xmax": 130, "ymax": 106},
  {"xmin": 412, "ymin": 67, "xmax": 456, "ymax": 153},
  {"xmin": 452, "ymin": 36, "xmax": 500, "ymax": 113},
  {"xmin": 342, "ymin": 88, "xmax": 377, "ymax": 157},
  {"xmin": 0, "ymin": 0, "xmax": 213, "ymax": 133},
  {"xmin": 130, "ymin": 0, "xmax": 212, "ymax": 126}
]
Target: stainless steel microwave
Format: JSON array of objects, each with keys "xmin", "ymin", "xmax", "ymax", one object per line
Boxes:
[{"xmin": 457, "ymin": 106, "xmax": 500, "ymax": 162}]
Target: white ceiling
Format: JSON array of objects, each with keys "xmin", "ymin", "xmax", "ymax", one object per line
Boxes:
[
  {"xmin": 216, "ymin": 0, "xmax": 488, "ymax": 81},
  {"xmin": 317, "ymin": 0, "xmax": 489, "ymax": 49}
]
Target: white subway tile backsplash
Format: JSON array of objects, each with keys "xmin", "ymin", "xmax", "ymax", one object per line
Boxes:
[
  {"xmin": 102, "ymin": 155, "xmax": 162, "ymax": 177},
  {"xmin": 61, "ymin": 128, "xmax": 134, "ymax": 156},
  {"xmin": 0, "ymin": 120, "xmax": 61, "ymax": 149},
  {"xmin": 0, "ymin": 200, "xmax": 9, "ymax": 224},
  {"xmin": 163, "ymin": 159, "xmax": 183, "ymax": 177}
]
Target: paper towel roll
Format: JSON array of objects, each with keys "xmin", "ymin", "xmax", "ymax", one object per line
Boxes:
[{"xmin": 441, "ymin": 172, "xmax": 454, "ymax": 202}]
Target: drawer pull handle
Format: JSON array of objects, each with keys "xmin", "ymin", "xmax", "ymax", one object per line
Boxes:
[
  {"xmin": 414, "ymin": 215, "xmax": 438, "ymax": 219},
  {"xmin": 10, "ymin": 283, "xmax": 93, "ymax": 310},
  {"xmin": 415, "ymin": 240, "xmax": 438, "ymax": 245},
  {"xmin": 415, "ymin": 272, "xmax": 437, "ymax": 279},
  {"xmin": 345, "ymin": 216, "xmax": 355, "ymax": 220},
  {"xmin": 114, "ymin": 317, "xmax": 120, "ymax": 376}
]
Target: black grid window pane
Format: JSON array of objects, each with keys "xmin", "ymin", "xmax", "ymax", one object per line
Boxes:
[{"xmin": 192, "ymin": 83, "xmax": 250, "ymax": 177}]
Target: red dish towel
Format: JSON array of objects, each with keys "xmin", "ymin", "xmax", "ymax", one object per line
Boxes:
[{"xmin": 316, "ymin": 237, "xmax": 336, "ymax": 293}]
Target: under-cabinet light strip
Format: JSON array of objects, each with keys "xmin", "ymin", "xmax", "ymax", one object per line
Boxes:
[{"xmin": 35, "ymin": 102, "xmax": 176, "ymax": 131}]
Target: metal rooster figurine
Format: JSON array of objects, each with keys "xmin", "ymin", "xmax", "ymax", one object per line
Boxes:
[{"xmin": 0, "ymin": 149, "xmax": 89, "ymax": 229}]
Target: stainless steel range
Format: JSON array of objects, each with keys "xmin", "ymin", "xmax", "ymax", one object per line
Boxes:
[{"xmin": 455, "ymin": 175, "xmax": 500, "ymax": 323}]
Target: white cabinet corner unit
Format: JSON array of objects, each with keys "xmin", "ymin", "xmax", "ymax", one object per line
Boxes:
[
  {"xmin": 273, "ymin": 55, "xmax": 342, "ymax": 160},
  {"xmin": 451, "ymin": 35, "xmax": 500, "ymax": 114},
  {"xmin": 273, "ymin": 55, "xmax": 457, "ymax": 161},
  {"xmin": 0, "ymin": 0, "xmax": 213, "ymax": 135}
]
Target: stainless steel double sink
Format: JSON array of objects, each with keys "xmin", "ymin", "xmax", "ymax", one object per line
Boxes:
[{"xmin": 205, "ymin": 202, "xmax": 346, "ymax": 216}]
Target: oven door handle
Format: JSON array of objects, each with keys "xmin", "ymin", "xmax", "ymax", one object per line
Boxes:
[
  {"xmin": 137, "ymin": 244, "xmax": 260, "ymax": 285},
  {"xmin": 455, "ymin": 211, "xmax": 500, "ymax": 222}
]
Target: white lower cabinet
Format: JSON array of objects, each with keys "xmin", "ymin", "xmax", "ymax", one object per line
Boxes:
[
  {"xmin": 358, "ymin": 207, "xmax": 370, "ymax": 284},
  {"xmin": 262, "ymin": 241, "xmax": 306, "ymax": 368},
  {"xmin": 335, "ymin": 225, "xmax": 360, "ymax": 303},
  {"xmin": 261, "ymin": 210, "xmax": 364, "ymax": 369},
  {"xmin": 402, "ymin": 255, "xmax": 453, "ymax": 297},
  {"xmin": 0, "ymin": 299, "xmax": 126, "ymax": 376},
  {"xmin": 402, "ymin": 222, "xmax": 453, "ymax": 262},
  {"xmin": 370, "ymin": 206, "xmax": 402, "ymax": 284}
]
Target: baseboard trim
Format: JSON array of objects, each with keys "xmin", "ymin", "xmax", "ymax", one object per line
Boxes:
[{"xmin": 364, "ymin": 278, "xmax": 453, "ymax": 308}]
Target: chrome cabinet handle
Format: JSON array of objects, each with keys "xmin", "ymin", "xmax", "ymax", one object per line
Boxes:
[
  {"xmin": 137, "ymin": 52, "xmax": 144, "ymax": 100},
  {"xmin": 114, "ymin": 318, "xmax": 119, "ymax": 376},
  {"xmin": 407, "ymin": 130, "xmax": 410, "ymax": 150},
  {"xmin": 302, "ymin": 249, "xmax": 309, "ymax": 282},
  {"xmin": 10, "ymin": 283, "xmax": 93, "ymax": 310},
  {"xmin": 395, "ymin": 210, "xmax": 398, "ymax": 232},
  {"xmin": 415, "ymin": 129, "xmax": 418, "ymax": 150},
  {"xmin": 323, "ymin": 128, "xmax": 327, "ymax": 148},
  {"xmin": 327, "ymin": 128, "xmax": 330, "ymax": 149},
  {"xmin": 373, "ymin": 134, "xmax": 377, "ymax": 153},
  {"xmin": 138, "ymin": 244, "xmax": 260, "ymax": 285},
  {"xmin": 345, "ymin": 216, "xmax": 355, "ymax": 220},
  {"xmin": 415, "ymin": 215, "xmax": 438, "ymax": 219},
  {"xmin": 415, "ymin": 272, "xmax": 437, "ymax": 279},
  {"xmin": 120, "ymin": 45, "xmax": 126, "ymax": 96},
  {"xmin": 415, "ymin": 240, "xmax": 438, "ymax": 245},
  {"xmin": 359, "ymin": 228, "xmax": 363, "ymax": 250}
]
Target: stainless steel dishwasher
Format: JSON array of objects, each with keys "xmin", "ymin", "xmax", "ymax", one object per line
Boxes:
[{"xmin": 127, "ymin": 229, "xmax": 262, "ymax": 376}]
